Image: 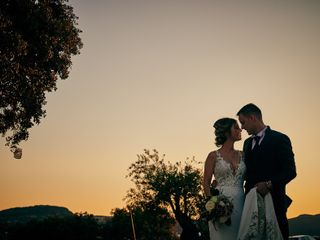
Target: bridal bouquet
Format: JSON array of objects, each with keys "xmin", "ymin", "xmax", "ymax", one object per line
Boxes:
[{"xmin": 204, "ymin": 188, "xmax": 233, "ymax": 226}]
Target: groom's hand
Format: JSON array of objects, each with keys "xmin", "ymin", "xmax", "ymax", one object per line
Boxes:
[{"xmin": 255, "ymin": 182, "xmax": 270, "ymax": 197}]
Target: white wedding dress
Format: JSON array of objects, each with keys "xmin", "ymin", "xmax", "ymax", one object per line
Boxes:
[
  {"xmin": 237, "ymin": 187, "xmax": 283, "ymax": 240},
  {"xmin": 208, "ymin": 151, "xmax": 246, "ymax": 240}
]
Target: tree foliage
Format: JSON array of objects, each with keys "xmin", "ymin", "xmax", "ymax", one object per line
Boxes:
[
  {"xmin": 0, "ymin": 0, "xmax": 83, "ymax": 151},
  {"xmin": 126, "ymin": 149, "xmax": 208, "ymax": 239},
  {"xmin": 104, "ymin": 206, "xmax": 176, "ymax": 240}
]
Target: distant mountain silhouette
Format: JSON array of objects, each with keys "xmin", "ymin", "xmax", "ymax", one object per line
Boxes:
[
  {"xmin": 289, "ymin": 214, "xmax": 320, "ymax": 236},
  {"xmin": 0, "ymin": 205, "xmax": 73, "ymax": 223}
]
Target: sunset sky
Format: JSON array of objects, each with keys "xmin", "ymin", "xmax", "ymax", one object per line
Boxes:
[{"xmin": 1, "ymin": 0, "xmax": 320, "ymax": 219}]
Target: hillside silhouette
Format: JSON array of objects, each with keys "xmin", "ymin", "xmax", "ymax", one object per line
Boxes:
[
  {"xmin": 289, "ymin": 214, "xmax": 320, "ymax": 236},
  {"xmin": 0, "ymin": 205, "xmax": 73, "ymax": 223}
]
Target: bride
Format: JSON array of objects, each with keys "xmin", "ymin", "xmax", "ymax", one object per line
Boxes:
[{"xmin": 203, "ymin": 117, "xmax": 246, "ymax": 239}]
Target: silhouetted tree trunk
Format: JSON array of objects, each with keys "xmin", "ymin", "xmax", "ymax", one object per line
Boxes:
[{"xmin": 176, "ymin": 212, "xmax": 200, "ymax": 240}]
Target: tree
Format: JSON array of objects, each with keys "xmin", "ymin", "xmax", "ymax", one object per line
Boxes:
[
  {"xmin": 126, "ymin": 149, "xmax": 209, "ymax": 240},
  {"xmin": 102, "ymin": 208, "xmax": 133, "ymax": 240},
  {"xmin": 103, "ymin": 206, "xmax": 177, "ymax": 240},
  {"xmin": 0, "ymin": 0, "xmax": 83, "ymax": 153}
]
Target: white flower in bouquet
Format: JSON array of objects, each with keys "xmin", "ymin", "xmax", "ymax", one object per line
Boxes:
[{"xmin": 205, "ymin": 196, "xmax": 218, "ymax": 211}]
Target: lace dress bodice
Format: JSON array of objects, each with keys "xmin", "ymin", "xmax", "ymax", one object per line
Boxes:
[{"xmin": 214, "ymin": 150, "xmax": 246, "ymax": 188}]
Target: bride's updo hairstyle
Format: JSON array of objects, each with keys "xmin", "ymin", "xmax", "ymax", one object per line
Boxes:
[{"xmin": 213, "ymin": 118, "xmax": 237, "ymax": 147}]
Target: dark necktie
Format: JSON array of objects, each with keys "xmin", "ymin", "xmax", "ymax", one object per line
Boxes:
[{"xmin": 253, "ymin": 136, "xmax": 261, "ymax": 149}]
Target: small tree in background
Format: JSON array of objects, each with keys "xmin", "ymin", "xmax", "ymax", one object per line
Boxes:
[
  {"xmin": 0, "ymin": 0, "xmax": 83, "ymax": 154},
  {"xmin": 103, "ymin": 208, "xmax": 132, "ymax": 240},
  {"xmin": 126, "ymin": 149, "xmax": 208, "ymax": 240},
  {"xmin": 105, "ymin": 205, "xmax": 176, "ymax": 240}
]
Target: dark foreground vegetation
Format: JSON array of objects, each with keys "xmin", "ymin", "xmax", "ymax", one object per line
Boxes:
[{"xmin": 0, "ymin": 211, "xmax": 183, "ymax": 240}]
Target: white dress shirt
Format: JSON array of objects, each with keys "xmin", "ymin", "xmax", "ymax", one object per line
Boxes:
[{"xmin": 251, "ymin": 126, "xmax": 268, "ymax": 149}]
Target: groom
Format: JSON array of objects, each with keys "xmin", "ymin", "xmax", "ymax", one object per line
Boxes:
[{"xmin": 237, "ymin": 103, "xmax": 296, "ymax": 239}]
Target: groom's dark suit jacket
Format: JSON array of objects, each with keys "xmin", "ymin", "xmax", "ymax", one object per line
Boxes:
[{"xmin": 243, "ymin": 126, "xmax": 296, "ymax": 220}]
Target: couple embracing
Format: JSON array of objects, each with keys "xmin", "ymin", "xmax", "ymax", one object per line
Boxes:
[{"xmin": 203, "ymin": 103, "xmax": 297, "ymax": 240}]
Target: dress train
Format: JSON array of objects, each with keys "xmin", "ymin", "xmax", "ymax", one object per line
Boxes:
[{"xmin": 237, "ymin": 187, "xmax": 283, "ymax": 240}]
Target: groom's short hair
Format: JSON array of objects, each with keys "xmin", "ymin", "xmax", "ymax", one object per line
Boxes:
[{"xmin": 237, "ymin": 103, "xmax": 262, "ymax": 120}]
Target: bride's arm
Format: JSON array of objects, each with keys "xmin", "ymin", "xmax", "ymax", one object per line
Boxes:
[{"xmin": 203, "ymin": 151, "xmax": 216, "ymax": 197}]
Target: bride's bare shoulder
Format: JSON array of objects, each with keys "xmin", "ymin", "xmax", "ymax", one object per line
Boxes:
[{"xmin": 206, "ymin": 151, "xmax": 217, "ymax": 162}]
